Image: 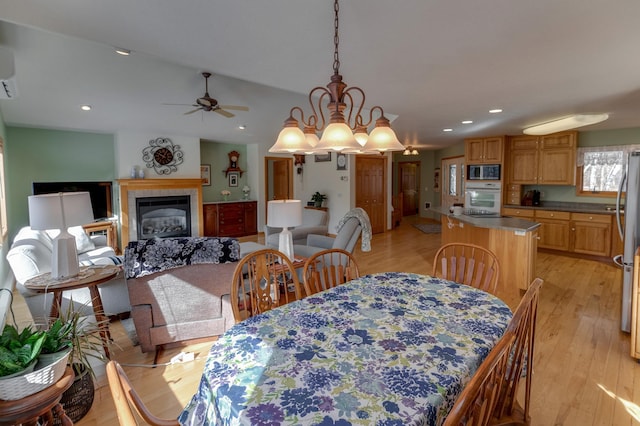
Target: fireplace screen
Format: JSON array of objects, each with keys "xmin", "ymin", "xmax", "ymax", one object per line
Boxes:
[{"xmin": 136, "ymin": 195, "xmax": 191, "ymax": 240}]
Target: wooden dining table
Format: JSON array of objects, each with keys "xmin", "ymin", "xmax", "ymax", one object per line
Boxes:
[{"xmin": 179, "ymin": 272, "xmax": 513, "ymax": 425}]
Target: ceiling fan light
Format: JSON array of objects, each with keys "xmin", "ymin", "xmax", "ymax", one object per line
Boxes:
[
  {"xmin": 316, "ymin": 122, "xmax": 361, "ymax": 152},
  {"xmin": 523, "ymin": 113, "xmax": 609, "ymax": 135}
]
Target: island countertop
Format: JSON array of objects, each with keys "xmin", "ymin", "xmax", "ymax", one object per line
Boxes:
[{"xmin": 430, "ymin": 206, "xmax": 540, "ymax": 232}]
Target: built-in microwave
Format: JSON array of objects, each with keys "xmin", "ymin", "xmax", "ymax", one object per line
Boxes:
[{"xmin": 467, "ymin": 164, "xmax": 501, "ymax": 180}]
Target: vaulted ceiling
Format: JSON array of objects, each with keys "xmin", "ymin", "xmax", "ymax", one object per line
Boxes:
[{"xmin": 1, "ymin": 0, "xmax": 639, "ymax": 150}]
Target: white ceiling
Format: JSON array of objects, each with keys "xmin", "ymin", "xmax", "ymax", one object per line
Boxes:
[{"xmin": 1, "ymin": 0, "xmax": 640, "ymax": 150}]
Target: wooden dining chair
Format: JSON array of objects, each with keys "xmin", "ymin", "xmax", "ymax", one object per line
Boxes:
[
  {"xmin": 443, "ymin": 331, "xmax": 517, "ymax": 426},
  {"xmin": 302, "ymin": 248, "xmax": 360, "ymax": 296},
  {"xmin": 491, "ymin": 277, "xmax": 543, "ymax": 425},
  {"xmin": 432, "ymin": 243, "xmax": 500, "ymax": 294},
  {"xmin": 231, "ymin": 248, "xmax": 303, "ymax": 322},
  {"xmin": 106, "ymin": 360, "xmax": 179, "ymax": 426}
]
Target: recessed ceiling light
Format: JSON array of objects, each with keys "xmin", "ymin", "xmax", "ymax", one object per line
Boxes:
[
  {"xmin": 115, "ymin": 48, "xmax": 131, "ymax": 56},
  {"xmin": 461, "ymin": 120, "xmax": 473, "ymax": 124},
  {"xmin": 489, "ymin": 109, "xmax": 503, "ymax": 113},
  {"xmin": 238, "ymin": 125, "xmax": 246, "ymax": 130},
  {"xmin": 443, "ymin": 128, "xmax": 453, "ymax": 132},
  {"xmin": 81, "ymin": 105, "xmax": 92, "ymax": 111}
]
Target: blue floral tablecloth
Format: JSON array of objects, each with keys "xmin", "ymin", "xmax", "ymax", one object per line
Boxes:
[{"xmin": 179, "ymin": 272, "xmax": 512, "ymax": 426}]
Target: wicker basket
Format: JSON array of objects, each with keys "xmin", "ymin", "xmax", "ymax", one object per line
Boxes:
[{"xmin": 0, "ymin": 350, "xmax": 70, "ymax": 400}]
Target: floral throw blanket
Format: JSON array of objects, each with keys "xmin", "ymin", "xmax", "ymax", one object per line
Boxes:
[{"xmin": 124, "ymin": 237, "xmax": 240, "ymax": 279}]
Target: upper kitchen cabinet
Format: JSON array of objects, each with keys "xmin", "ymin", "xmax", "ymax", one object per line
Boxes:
[
  {"xmin": 465, "ymin": 136, "xmax": 504, "ymax": 164},
  {"xmin": 506, "ymin": 131, "xmax": 576, "ymax": 185}
]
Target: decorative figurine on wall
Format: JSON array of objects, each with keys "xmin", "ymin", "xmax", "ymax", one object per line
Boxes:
[{"xmin": 224, "ymin": 150, "xmax": 244, "ymax": 177}]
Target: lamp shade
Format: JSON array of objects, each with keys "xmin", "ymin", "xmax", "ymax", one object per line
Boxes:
[
  {"xmin": 267, "ymin": 200, "xmax": 302, "ymax": 228},
  {"xmin": 28, "ymin": 192, "xmax": 94, "ymax": 230},
  {"xmin": 316, "ymin": 122, "xmax": 362, "ymax": 152}
]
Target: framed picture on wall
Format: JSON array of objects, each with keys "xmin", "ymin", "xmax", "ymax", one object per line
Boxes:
[
  {"xmin": 200, "ymin": 164, "xmax": 211, "ymax": 186},
  {"xmin": 228, "ymin": 172, "xmax": 239, "ymax": 187},
  {"xmin": 336, "ymin": 153, "xmax": 347, "ymax": 170},
  {"xmin": 314, "ymin": 152, "xmax": 332, "ymax": 162}
]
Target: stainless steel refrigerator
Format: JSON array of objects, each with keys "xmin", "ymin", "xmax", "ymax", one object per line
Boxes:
[{"xmin": 614, "ymin": 151, "xmax": 640, "ymax": 332}]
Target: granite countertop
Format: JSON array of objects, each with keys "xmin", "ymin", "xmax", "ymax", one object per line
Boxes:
[
  {"xmin": 503, "ymin": 201, "xmax": 621, "ymax": 214},
  {"xmin": 430, "ymin": 206, "xmax": 540, "ymax": 232}
]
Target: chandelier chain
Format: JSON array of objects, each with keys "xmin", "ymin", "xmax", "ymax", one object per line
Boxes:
[{"xmin": 333, "ymin": 0, "xmax": 340, "ymax": 76}]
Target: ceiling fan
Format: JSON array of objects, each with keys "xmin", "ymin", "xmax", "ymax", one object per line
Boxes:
[{"xmin": 169, "ymin": 72, "xmax": 249, "ymax": 118}]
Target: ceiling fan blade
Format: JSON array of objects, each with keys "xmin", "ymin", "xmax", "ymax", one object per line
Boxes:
[
  {"xmin": 162, "ymin": 103, "xmax": 193, "ymax": 106},
  {"xmin": 184, "ymin": 107, "xmax": 203, "ymax": 115},
  {"xmin": 218, "ymin": 105, "xmax": 249, "ymax": 111},
  {"xmin": 214, "ymin": 108, "xmax": 235, "ymax": 118},
  {"xmin": 197, "ymin": 97, "xmax": 212, "ymax": 107}
]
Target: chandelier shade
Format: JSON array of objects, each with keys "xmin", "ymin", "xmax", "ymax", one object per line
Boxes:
[{"xmin": 269, "ymin": 0, "xmax": 404, "ymax": 155}]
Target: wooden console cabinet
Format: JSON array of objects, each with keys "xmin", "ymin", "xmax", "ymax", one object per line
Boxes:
[{"xmin": 203, "ymin": 201, "xmax": 257, "ymax": 237}]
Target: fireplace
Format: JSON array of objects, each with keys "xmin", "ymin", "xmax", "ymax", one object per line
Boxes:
[
  {"xmin": 117, "ymin": 178, "xmax": 204, "ymax": 249},
  {"xmin": 136, "ymin": 195, "xmax": 191, "ymax": 240}
]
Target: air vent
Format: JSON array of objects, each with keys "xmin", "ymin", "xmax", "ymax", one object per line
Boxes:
[{"xmin": 0, "ymin": 78, "xmax": 18, "ymax": 99}]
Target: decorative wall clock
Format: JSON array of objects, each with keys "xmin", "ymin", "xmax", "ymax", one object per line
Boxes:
[
  {"xmin": 224, "ymin": 150, "xmax": 244, "ymax": 177},
  {"xmin": 142, "ymin": 137, "xmax": 184, "ymax": 175}
]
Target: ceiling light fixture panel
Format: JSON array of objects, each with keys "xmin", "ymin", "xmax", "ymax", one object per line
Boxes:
[{"xmin": 523, "ymin": 114, "xmax": 609, "ymax": 135}]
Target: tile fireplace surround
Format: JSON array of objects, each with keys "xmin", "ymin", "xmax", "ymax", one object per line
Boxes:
[{"xmin": 117, "ymin": 179, "xmax": 204, "ymax": 249}]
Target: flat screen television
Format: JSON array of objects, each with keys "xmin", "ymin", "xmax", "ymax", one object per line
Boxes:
[{"xmin": 32, "ymin": 181, "xmax": 113, "ymax": 221}]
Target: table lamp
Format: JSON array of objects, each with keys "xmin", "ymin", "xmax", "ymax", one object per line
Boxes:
[
  {"xmin": 28, "ymin": 192, "xmax": 94, "ymax": 279},
  {"xmin": 267, "ymin": 200, "xmax": 302, "ymax": 260}
]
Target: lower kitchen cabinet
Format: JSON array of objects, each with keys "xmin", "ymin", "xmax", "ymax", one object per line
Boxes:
[
  {"xmin": 530, "ymin": 209, "xmax": 613, "ymax": 257},
  {"xmin": 203, "ymin": 201, "xmax": 257, "ymax": 237}
]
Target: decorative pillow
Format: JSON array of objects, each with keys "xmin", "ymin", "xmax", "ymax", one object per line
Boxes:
[
  {"xmin": 68, "ymin": 226, "xmax": 96, "ymax": 253},
  {"xmin": 45, "ymin": 226, "xmax": 96, "ymax": 253}
]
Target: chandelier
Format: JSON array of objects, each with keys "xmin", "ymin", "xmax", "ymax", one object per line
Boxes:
[
  {"xmin": 269, "ymin": 0, "xmax": 405, "ymax": 154},
  {"xmin": 403, "ymin": 146, "xmax": 419, "ymax": 156}
]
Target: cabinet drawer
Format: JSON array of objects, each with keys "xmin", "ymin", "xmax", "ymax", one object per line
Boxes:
[
  {"xmin": 571, "ymin": 212, "xmax": 611, "ymax": 224},
  {"xmin": 219, "ymin": 207, "xmax": 243, "ymax": 218},
  {"xmin": 535, "ymin": 210, "xmax": 571, "ymax": 220},
  {"xmin": 503, "ymin": 208, "xmax": 535, "ymax": 218},
  {"xmin": 507, "ymin": 184, "xmax": 522, "ymax": 191},
  {"xmin": 218, "ymin": 223, "xmax": 245, "ymax": 236}
]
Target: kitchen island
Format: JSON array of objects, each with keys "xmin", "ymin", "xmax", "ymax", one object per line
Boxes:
[{"xmin": 430, "ymin": 206, "xmax": 540, "ymax": 308}]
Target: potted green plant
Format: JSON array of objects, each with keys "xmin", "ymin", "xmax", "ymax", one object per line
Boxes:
[
  {"xmin": 311, "ymin": 192, "xmax": 327, "ymax": 208},
  {"xmin": 49, "ymin": 303, "xmax": 109, "ymax": 423},
  {"xmin": 0, "ymin": 324, "xmax": 46, "ymax": 378}
]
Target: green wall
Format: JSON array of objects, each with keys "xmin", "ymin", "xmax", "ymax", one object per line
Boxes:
[
  {"xmin": 5, "ymin": 127, "xmax": 115, "ymax": 240},
  {"xmin": 200, "ymin": 141, "xmax": 249, "ymax": 202}
]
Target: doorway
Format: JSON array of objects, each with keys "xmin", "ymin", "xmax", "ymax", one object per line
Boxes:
[
  {"xmin": 440, "ymin": 156, "xmax": 465, "ymax": 209},
  {"xmin": 355, "ymin": 155, "xmax": 386, "ymax": 234},
  {"xmin": 264, "ymin": 156, "xmax": 293, "ymax": 219},
  {"xmin": 398, "ymin": 162, "xmax": 420, "ymax": 216}
]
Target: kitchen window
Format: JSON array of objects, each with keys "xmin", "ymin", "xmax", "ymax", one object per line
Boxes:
[{"xmin": 576, "ymin": 145, "xmax": 640, "ymax": 196}]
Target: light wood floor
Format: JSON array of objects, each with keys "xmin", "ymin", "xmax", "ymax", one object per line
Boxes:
[{"xmin": 10, "ymin": 216, "xmax": 640, "ymax": 425}]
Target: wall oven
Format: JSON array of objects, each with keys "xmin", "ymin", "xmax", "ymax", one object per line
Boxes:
[
  {"xmin": 467, "ymin": 164, "xmax": 501, "ymax": 180},
  {"xmin": 464, "ymin": 182, "xmax": 502, "ymax": 214}
]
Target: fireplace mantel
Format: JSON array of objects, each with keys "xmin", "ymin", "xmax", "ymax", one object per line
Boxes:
[{"xmin": 118, "ymin": 178, "xmax": 203, "ymax": 249}]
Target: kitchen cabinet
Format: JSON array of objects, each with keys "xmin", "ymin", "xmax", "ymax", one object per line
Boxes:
[
  {"xmin": 203, "ymin": 201, "xmax": 257, "ymax": 237},
  {"xmin": 535, "ymin": 210, "xmax": 571, "ymax": 251},
  {"xmin": 503, "ymin": 207, "xmax": 535, "ymax": 219},
  {"xmin": 530, "ymin": 209, "xmax": 614, "ymax": 257},
  {"xmin": 571, "ymin": 213, "xmax": 611, "ymax": 257},
  {"xmin": 504, "ymin": 184, "xmax": 523, "ymax": 206},
  {"xmin": 465, "ymin": 136, "xmax": 504, "ymax": 164},
  {"xmin": 507, "ymin": 131, "xmax": 576, "ymax": 185}
]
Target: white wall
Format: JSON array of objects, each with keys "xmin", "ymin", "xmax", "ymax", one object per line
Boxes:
[{"xmin": 115, "ymin": 132, "xmax": 201, "ymax": 179}]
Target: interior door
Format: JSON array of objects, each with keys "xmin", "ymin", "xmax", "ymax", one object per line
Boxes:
[
  {"xmin": 399, "ymin": 162, "xmax": 420, "ymax": 216},
  {"xmin": 441, "ymin": 156, "xmax": 465, "ymax": 209},
  {"xmin": 265, "ymin": 157, "xmax": 293, "ymax": 219},
  {"xmin": 355, "ymin": 155, "xmax": 386, "ymax": 234}
]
